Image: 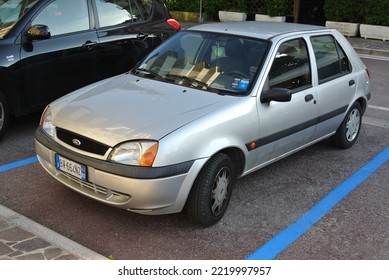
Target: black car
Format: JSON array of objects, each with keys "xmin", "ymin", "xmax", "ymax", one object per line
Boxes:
[{"xmin": 0, "ymin": 0, "xmax": 180, "ymax": 139}]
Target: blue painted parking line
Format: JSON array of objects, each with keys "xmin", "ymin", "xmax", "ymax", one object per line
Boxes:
[
  {"xmin": 0, "ymin": 156, "xmax": 38, "ymax": 173},
  {"xmin": 246, "ymin": 146, "xmax": 389, "ymax": 260}
]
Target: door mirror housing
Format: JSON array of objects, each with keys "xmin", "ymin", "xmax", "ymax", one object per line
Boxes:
[
  {"xmin": 27, "ymin": 24, "xmax": 51, "ymax": 40},
  {"xmin": 261, "ymin": 87, "xmax": 292, "ymax": 103}
]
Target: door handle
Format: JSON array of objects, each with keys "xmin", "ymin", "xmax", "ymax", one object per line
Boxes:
[
  {"xmin": 136, "ymin": 33, "xmax": 149, "ymax": 39},
  {"xmin": 305, "ymin": 94, "xmax": 314, "ymax": 102},
  {"xmin": 82, "ymin": 41, "xmax": 97, "ymax": 50},
  {"xmin": 349, "ymin": 80, "xmax": 355, "ymax": 86}
]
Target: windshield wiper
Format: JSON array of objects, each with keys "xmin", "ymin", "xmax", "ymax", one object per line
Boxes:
[
  {"xmin": 165, "ymin": 74, "xmax": 224, "ymax": 95},
  {"xmin": 132, "ymin": 68, "xmax": 166, "ymax": 82}
]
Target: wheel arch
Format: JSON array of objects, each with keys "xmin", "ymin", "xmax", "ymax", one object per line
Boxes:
[
  {"xmin": 355, "ymin": 96, "xmax": 368, "ymax": 115},
  {"xmin": 210, "ymin": 147, "xmax": 246, "ymax": 179}
]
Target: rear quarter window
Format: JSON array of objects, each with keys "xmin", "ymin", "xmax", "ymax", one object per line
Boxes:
[
  {"xmin": 95, "ymin": 0, "xmax": 151, "ymax": 27},
  {"xmin": 310, "ymin": 35, "xmax": 351, "ymax": 84}
]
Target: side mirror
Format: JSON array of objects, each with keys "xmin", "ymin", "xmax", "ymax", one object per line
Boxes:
[
  {"xmin": 261, "ymin": 87, "xmax": 292, "ymax": 103},
  {"xmin": 26, "ymin": 24, "xmax": 51, "ymax": 40}
]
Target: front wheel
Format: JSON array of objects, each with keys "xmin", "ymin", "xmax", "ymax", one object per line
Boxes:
[
  {"xmin": 186, "ymin": 153, "xmax": 235, "ymax": 227},
  {"xmin": 0, "ymin": 91, "xmax": 10, "ymax": 140},
  {"xmin": 332, "ymin": 102, "xmax": 362, "ymax": 149}
]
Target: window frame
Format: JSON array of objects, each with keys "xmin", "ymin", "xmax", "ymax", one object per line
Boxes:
[
  {"xmin": 31, "ymin": 0, "xmax": 91, "ymax": 37},
  {"xmin": 310, "ymin": 34, "xmax": 352, "ymax": 85},
  {"xmin": 267, "ymin": 37, "xmax": 312, "ymax": 94}
]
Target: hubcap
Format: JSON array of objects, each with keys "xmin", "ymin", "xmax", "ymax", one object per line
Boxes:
[
  {"xmin": 211, "ymin": 167, "xmax": 231, "ymax": 216},
  {"xmin": 346, "ymin": 108, "xmax": 360, "ymax": 142}
]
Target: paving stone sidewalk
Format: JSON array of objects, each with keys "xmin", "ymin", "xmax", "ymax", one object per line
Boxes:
[{"xmin": 0, "ymin": 205, "xmax": 107, "ymax": 260}]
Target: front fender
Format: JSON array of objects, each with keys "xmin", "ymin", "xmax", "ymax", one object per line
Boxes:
[{"xmin": 154, "ymin": 97, "xmax": 258, "ymax": 169}]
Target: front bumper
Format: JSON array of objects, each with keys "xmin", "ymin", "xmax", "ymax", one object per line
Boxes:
[{"xmin": 35, "ymin": 129, "xmax": 207, "ymax": 215}]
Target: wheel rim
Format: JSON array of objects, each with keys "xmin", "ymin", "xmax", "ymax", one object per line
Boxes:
[
  {"xmin": 346, "ymin": 108, "xmax": 360, "ymax": 142},
  {"xmin": 211, "ymin": 167, "xmax": 231, "ymax": 216}
]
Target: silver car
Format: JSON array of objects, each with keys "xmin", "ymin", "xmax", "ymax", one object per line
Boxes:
[{"xmin": 35, "ymin": 22, "xmax": 371, "ymax": 227}]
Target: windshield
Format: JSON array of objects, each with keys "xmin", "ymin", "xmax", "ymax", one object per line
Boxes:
[
  {"xmin": 0, "ymin": 0, "xmax": 37, "ymax": 37},
  {"xmin": 132, "ymin": 30, "xmax": 269, "ymax": 95}
]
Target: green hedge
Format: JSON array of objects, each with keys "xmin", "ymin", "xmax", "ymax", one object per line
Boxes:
[
  {"xmin": 323, "ymin": 0, "xmax": 362, "ymax": 22},
  {"xmin": 165, "ymin": 0, "xmax": 200, "ymax": 13},
  {"xmin": 166, "ymin": 0, "xmax": 244, "ymax": 20},
  {"xmin": 323, "ymin": 0, "xmax": 389, "ymax": 26},
  {"xmin": 363, "ymin": 0, "xmax": 389, "ymax": 26}
]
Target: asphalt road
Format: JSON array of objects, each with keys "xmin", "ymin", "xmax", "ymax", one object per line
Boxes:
[{"xmin": 0, "ymin": 57, "xmax": 388, "ymax": 260}]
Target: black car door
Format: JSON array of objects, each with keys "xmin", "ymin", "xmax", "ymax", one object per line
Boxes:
[
  {"xmin": 91, "ymin": 0, "xmax": 163, "ymax": 80},
  {"xmin": 19, "ymin": 0, "xmax": 98, "ymax": 107}
]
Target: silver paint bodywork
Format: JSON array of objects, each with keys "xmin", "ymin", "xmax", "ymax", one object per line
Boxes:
[{"xmin": 35, "ymin": 22, "xmax": 370, "ymax": 215}]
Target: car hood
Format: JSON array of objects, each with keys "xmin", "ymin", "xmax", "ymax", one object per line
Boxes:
[{"xmin": 51, "ymin": 74, "xmax": 231, "ymax": 147}]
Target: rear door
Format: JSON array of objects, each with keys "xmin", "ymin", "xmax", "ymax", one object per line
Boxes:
[
  {"xmin": 19, "ymin": 0, "xmax": 98, "ymax": 107},
  {"xmin": 309, "ymin": 34, "xmax": 356, "ymax": 139}
]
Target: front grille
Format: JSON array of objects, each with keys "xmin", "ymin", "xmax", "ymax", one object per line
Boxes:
[
  {"xmin": 56, "ymin": 128, "xmax": 110, "ymax": 156},
  {"xmin": 59, "ymin": 170, "xmax": 131, "ymax": 205}
]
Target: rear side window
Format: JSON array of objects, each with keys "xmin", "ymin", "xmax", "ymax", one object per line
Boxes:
[
  {"xmin": 95, "ymin": 0, "xmax": 151, "ymax": 28},
  {"xmin": 268, "ymin": 38, "xmax": 311, "ymax": 92},
  {"xmin": 136, "ymin": 0, "xmax": 153, "ymax": 19},
  {"xmin": 310, "ymin": 35, "xmax": 351, "ymax": 83}
]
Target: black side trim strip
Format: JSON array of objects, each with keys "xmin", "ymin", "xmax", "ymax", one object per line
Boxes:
[
  {"xmin": 36, "ymin": 128, "xmax": 194, "ymax": 179},
  {"xmin": 246, "ymin": 105, "xmax": 348, "ymax": 151}
]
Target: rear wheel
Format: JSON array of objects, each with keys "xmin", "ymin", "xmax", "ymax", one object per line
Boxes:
[
  {"xmin": 332, "ymin": 102, "xmax": 362, "ymax": 149},
  {"xmin": 0, "ymin": 91, "xmax": 9, "ymax": 140},
  {"xmin": 186, "ymin": 153, "xmax": 235, "ymax": 227}
]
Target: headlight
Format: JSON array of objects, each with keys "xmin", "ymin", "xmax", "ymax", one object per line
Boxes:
[
  {"xmin": 109, "ymin": 141, "xmax": 159, "ymax": 167},
  {"xmin": 40, "ymin": 106, "xmax": 55, "ymax": 138}
]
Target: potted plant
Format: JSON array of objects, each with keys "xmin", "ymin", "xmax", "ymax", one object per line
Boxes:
[
  {"xmin": 324, "ymin": 0, "xmax": 362, "ymax": 37},
  {"xmin": 255, "ymin": 0, "xmax": 288, "ymax": 22},
  {"xmin": 218, "ymin": 0, "xmax": 247, "ymax": 22},
  {"xmin": 360, "ymin": 0, "xmax": 389, "ymax": 41}
]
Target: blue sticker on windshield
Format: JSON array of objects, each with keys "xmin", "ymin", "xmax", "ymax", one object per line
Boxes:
[
  {"xmin": 237, "ymin": 79, "xmax": 249, "ymax": 90},
  {"xmin": 232, "ymin": 78, "xmax": 249, "ymax": 90}
]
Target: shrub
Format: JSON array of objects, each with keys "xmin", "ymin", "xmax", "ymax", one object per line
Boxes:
[
  {"xmin": 363, "ymin": 0, "xmax": 389, "ymax": 26},
  {"xmin": 323, "ymin": 0, "xmax": 362, "ymax": 22},
  {"xmin": 265, "ymin": 0, "xmax": 288, "ymax": 17},
  {"xmin": 165, "ymin": 0, "xmax": 199, "ymax": 13}
]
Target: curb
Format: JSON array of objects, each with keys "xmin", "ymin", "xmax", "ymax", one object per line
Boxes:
[{"xmin": 353, "ymin": 47, "xmax": 389, "ymax": 58}]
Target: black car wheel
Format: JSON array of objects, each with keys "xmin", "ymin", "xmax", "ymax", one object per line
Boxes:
[
  {"xmin": 332, "ymin": 102, "xmax": 362, "ymax": 149},
  {"xmin": 0, "ymin": 91, "xmax": 9, "ymax": 140},
  {"xmin": 186, "ymin": 153, "xmax": 235, "ymax": 227}
]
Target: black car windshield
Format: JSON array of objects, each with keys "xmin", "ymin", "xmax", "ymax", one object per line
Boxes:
[
  {"xmin": 0, "ymin": 0, "xmax": 37, "ymax": 37},
  {"xmin": 132, "ymin": 30, "xmax": 269, "ymax": 96}
]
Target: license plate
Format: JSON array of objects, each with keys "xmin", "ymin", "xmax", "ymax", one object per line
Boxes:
[{"xmin": 55, "ymin": 154, "xmax": 87, "ymax": 181}]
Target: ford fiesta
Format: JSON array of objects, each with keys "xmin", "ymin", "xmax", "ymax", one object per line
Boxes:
[{"xmin": 35, "ymin": 22, "xmax": 371, "ymax": 227}]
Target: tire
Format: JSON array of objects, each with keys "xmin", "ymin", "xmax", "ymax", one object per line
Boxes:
[
  {"xmin": 186, "ymin": 153, "xmax": 235, "ymax": 227},
  {"xmin": 0, "ymin": 91, "xmax": 10, "ymax": 140},
  {"xmin": 332, "ymin": 102, "xmax": 362, "ymax": 149}
]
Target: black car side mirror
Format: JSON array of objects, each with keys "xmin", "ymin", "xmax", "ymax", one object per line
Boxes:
[
  {"xmin": 26, "ymin": 24, "xmax": 51, "ymax": 40},
  {"xmin": 261, "ymin": 87, "xmax": 292, "ymax": 103}
]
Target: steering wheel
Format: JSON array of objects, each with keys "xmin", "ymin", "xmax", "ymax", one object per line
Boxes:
[{"xmin": 227, "ymin": 71, "xmax": 249, "ymax": 79}]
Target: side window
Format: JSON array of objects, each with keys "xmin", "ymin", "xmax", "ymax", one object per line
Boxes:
[
  {"xmin": 94, "ymin": 0, "xmax": 145, "ymax": 28},
  {"xmin": 268, "ymin": 38, "xmax": 311, "ymax": 91},
  {"xmin": 310, "ymin": 35, "xmax": 351, "ymax": 83},
  {"xmin": 32, "ymin": 0, "xmax": 89, "ymax": 36},
  {"xmin": 135, "ymin": 0, "xmax": 153, "ymax": 20}
]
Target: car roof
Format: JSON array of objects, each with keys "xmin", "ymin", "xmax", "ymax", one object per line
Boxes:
[{"xmin": 188, "ymin": 21, "xmax": 329, "ymax": 40}]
